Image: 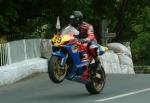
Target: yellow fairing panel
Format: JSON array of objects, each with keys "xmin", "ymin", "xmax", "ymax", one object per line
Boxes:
[{"xmin": 51, "ymin": 34, "xmax": 72, "ymax": 46}]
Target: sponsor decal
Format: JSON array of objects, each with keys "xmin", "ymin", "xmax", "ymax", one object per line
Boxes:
[{"xmin": 72, "ymin": 44, "xmax": 78, "ymax": 53}]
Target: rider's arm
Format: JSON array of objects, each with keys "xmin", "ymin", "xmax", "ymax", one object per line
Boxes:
[{"xmin": 86, "ymin": 25, "xmax": 95, "ymax": 41}]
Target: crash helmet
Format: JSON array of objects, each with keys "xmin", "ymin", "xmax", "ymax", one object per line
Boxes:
[{"xmin": 69, "ymin": 11, "xmax": 83, "ymax": 26}]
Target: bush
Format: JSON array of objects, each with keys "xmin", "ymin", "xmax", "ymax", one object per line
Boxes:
[{"xmin": 131, "ymin": 32, "xmax": 150, "ymax": 65}]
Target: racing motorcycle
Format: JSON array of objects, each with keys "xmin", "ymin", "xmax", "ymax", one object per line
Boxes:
[{"xmin": 48, "ymin": 26, "xmax": 108, "ymax": 94}]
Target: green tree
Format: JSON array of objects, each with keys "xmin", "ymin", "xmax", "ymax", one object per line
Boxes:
[
  {"xmin": 0, "ymin": 0, "xmax": 19, "ymax": 34},
  {"xmin": 0, "ymin": 0, "xmax": 149, "ymax": 64},
  {"xmin": 131, "ymin": 32, "xmax": 150, "ymax": 65}
]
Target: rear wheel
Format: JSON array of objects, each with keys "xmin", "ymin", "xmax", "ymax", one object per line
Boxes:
[
  {"xmin": 48, "ymin": 56, "xmax": 67, "ymax": 83},
  {"xmin": 85, "ymin": 65, "xmax": 106, "ymax": 94}
]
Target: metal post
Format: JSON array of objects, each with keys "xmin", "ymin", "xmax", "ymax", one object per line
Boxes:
[
  {"xmin": 7, "ymin": 42, "xmax": 11, "ymax": 65},
  {"xmin": 56, "ymin": 16, "xmax": 61, "ymax": 33},
  {"xmin": 101, "ymin": 18, "xmax": 108, "ymax": 46},
  {"xmin": 23, "ymin": 40, "xmax": 27, "ymax": 60},
  {"xmin": 100, "ymin": 17, "xmax": 116, "ymax": 45}
]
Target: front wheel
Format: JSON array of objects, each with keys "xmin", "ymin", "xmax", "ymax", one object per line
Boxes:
[
  {"xmin": 48, "ymin": 56, "xmax": 67, "ymax": 83},
  {"xmin": 85, "ymin": 65, "xmax": 106, "ymax": 94}
]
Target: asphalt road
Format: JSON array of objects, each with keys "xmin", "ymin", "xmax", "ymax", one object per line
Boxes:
[{"xmin": 0, "ymin": 73, "xmax": 150, "ymax": 103}]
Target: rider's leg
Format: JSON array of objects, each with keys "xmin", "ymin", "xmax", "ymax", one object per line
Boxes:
[
  {"xmin": 88, "ymin": 41, "xmax": 101, "ymax": 69},
  {"xmin": 90, "ymin": 48, "xmax": 100, "ymax": 63},
  {"xmin": 88, "ymin": 41, "xmax": 99, "ymax": 60}
]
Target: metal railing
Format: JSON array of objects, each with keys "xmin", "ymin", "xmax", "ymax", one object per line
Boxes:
[
  {"xmin": 0, "ymin": 38, "xmax": 9, "ymax": 66},
  {"xmin": 0, "ymin": 43, "xmax": 8, "ymax": 66},
  {"xmin": 0, "ymin": 39, "xmax": 42, "ymax": 67}
]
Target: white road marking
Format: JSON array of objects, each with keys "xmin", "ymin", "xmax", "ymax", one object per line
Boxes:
[{"xmin": 95, "ymin": 88, "xmax": 150, "ymax": 102}]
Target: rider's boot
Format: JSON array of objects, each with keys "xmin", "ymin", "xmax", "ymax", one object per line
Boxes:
[
  {"xmin": 89, "ymin": 47, "xmax": 101, "ymax": 70},
  {"xmin": 92, "ymin": 57, "xmax": 102, "ymax": 79}
]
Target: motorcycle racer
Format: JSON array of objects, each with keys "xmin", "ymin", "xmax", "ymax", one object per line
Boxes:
[
  {"xmin": 69, "ymin": 11, "xmax": 100, "ymax": 68},
  {"xmin": 49, "ymin": 24, "xmax": 106, "ymax": 94}
]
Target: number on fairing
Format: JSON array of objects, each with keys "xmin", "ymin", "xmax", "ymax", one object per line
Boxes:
[
  {"xmin": 56, "ymin": 37, "xmax": 61, "ymax": 43},
  {"xmin": 54, "ymin": 37, "xmax": 61, "ymax": 43}
]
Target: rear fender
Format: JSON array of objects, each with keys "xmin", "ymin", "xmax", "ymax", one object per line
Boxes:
[{"xmin": 99, "ymin": 45, "xmax": 108, "ymax": 55}]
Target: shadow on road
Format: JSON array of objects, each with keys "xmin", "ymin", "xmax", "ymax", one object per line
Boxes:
[{"xmin": 27, "ymin": 92, "xmax": 92, "ymax": 102}]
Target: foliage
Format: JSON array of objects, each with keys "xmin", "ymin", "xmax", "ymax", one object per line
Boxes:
[
  {"xmin": 0, "ymin": 0, "xmax": 150, "ymax": 64},
  {"xmin": 131, "ymin": 32, "xmax": 150, "ymax": 64},
  {"xmin": 131, "ymin": 6, "xmax": 150, "ymax": 65},
  {"xmin": 0, "ymin": 0, "xmax": 19, "ymax": 34}
]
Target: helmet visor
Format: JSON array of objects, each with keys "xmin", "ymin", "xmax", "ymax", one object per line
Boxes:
[{"xmin": 69, "ymin": 15, "xmax": 79, "ymax": 26}]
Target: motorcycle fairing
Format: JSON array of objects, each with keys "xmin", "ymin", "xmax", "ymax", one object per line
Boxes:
[{"xmin": 52, "ymin": 51, "xmax": 67, "ymax": 67}]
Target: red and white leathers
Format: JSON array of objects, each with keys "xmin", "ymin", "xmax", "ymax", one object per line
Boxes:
[
  {"xmin": 71, "ymin": 22, "xmax": 100, "ymax": 79},
  {"xmin": 73, "ymin": 22, "xmax": 99, "ymax": 60},
  {"xmin": 77, "ymin": 22, "xmax": 96, "ymax": 41}
]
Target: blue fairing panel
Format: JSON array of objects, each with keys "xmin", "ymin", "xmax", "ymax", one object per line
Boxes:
[
  {"xmin": 60, "ymin": 43, "xmax": 82, "ymax": 65},
  {"xmin": 52, "ymin": 43, "xmax": 88, "ymax": 66},
  {"xmin": 52, "ymin": 51, "xmax": 67, "ymax": 66},
  {"xmin": 99, "ymin": 51, "xmax": 105, "ymax": 55},
  {"xmin": 52, "ymin": 51, "xmax": 66, "ymax": 58},
  {"xmin": 99, "ymin": 46, "xmax": 105, "ymax": 55}
]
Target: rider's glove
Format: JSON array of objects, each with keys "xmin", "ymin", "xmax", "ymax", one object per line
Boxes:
[{"xmin": 79, "ymin": 38, "xmax": 89, "ymax": 43}]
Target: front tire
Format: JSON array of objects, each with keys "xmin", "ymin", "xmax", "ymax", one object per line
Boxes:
[
  {"xmin": 48, "ymin": 56, "xmax": 66, "ymax": 83},
  {"xmin": 85, "ymin": 65, "xmax": 106, "ymax": 94}
]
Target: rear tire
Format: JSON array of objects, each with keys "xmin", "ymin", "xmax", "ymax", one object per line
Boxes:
[
  {"xmin": 48, "ymin": 56, "xmax": 66, "ymax": 83},
  {"xmin": 85, "ymin": 65, "xmax": 106, "ymax": 94}
]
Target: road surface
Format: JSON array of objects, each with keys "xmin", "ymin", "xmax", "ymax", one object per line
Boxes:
[{"xmin": 0, "ymin": 73, "xmax": 150, "ymax": 103}]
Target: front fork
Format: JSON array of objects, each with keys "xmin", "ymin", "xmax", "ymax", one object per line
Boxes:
[
  {"xmin": 60, "ymin": 55, "xmax": 70, "ymax": 74},
  {"xmin": 52, "ymin": 51, "xmax": 68, "ymax": 68},
  {"xmin": 60, "ymin": 58, "xmax": 66, "ymax": 67}
]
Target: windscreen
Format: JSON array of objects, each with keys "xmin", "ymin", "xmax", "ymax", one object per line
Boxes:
[{"xmin": 61, "ymin": 26, "xmax": 79, "ymax": 35}]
